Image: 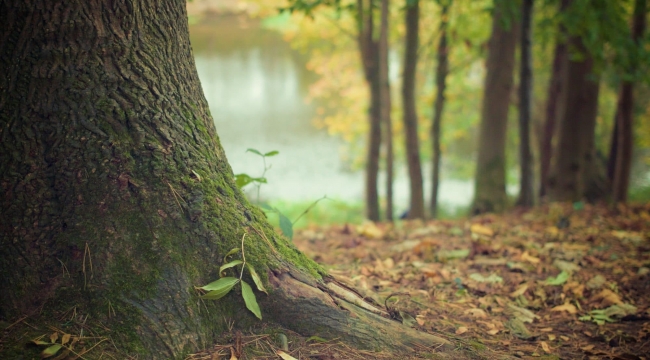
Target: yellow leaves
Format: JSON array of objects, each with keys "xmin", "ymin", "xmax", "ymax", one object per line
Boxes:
[
  {"xmin": 470, "ymin": 223, "xmax": 494, "ymax": 237},
  {"xmin": 551, "ymin": 302, "xmax": 578, "ymax": 314},
  {"xmin": 521, "ymin": 251, "xmax": 541, "ymax": 264},
  {"xmin": 357, "ymin": 221, "xmax": 384, "ymax": 239},
  {"xmin": 591, "ymin": 289, "xmax": 623, "ymax": 306}
]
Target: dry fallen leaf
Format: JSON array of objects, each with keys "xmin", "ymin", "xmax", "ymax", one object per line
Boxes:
[
  {"xmin": 277, "ymin": 350, "xmax": 298, "ymax": 360},
  {"xmin": 591, "ymin": 288, "xmax": 623, "ymax": 306},
  {"xmin": 464, "ymin": 308, "xmax": 488, "ymax": 318},
  {"xmin": 510, "ymin": 283, "xmax": 529, "ymax": 298},
  {"xmin": 541, "ymin": 341, "xmax": 551, "ymax": 353},
  {"xmin": 521, "ymin": 251, "xmax": 541, "ymax": 264},
  {"xmin": 456, "ymin": 326, "xmax": 468, "ymax": 335},
  {"xmin": 551, "ymin": 302, "xmax": 577, "ymax": 314},
  {"xmin": 470, "ymin": 224, "xmax": 494, "ymax": 237}
]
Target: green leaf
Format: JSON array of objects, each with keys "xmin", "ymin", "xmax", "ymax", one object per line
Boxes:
[
  {"xmin": 259, "ymin": 203, "xmax": 274, "ymax": 211},
  {"xmin": 264, "ymin": 150, "xmax": 279, "ymax": 157},
  {"xmin": 306, "ymin": 336, "xmax": 329, "ymax": 343},
  {"xmin": 246, "ymin": 148, "xmax": 263, "ymax": 156},
  {"xmin": 251, "ymin": 177, "xmax": 267, "ymax": 184},
  {"xmin": 200, "ymin": 277, "xmax": 239, "ymax": 300},
  {"xmin": 219, "ymin": 260, "xmax": 243, "ymax": 275},
  {"xmin": 247, "ymin": 263, "xmax": 268, "ymax": 294},
  {"xmin": 32, "ymin": 340, "xmax": 52, "ymax": 346},
  {"xmin": 234, "ymin": 174, "xmax": 253, "ymax": 188},
  {"xmin": 241, "ymin": 280, "xmax": 262, "ymax": 319},
  {"xmin": 41, "ymin": 344, "xmax": 63, "ymax": 358},
  {"xmin": 223, "ymin": 248, "xmax": 240, "ymax": 262},
  {"xmin": 545, "ymin": 270, "xmax": 570, "ymax": 286},
  {"xmin": 278, "ymin": 212, "xmax": 294, "ymax": 240}
]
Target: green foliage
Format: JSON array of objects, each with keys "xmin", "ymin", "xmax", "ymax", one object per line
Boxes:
[{"xmin": 198, "ymin": 234, "xmax": 267, "ymax": 319}]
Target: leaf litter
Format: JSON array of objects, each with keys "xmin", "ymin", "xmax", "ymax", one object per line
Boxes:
[{"xmin": 291, "ymin": 202, "xmax": 650, "ymax": 359}]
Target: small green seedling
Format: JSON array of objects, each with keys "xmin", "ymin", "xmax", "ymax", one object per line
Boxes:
[{"xmin": 197, "ymin": 232, "xmax": 267, "ymax": 319}]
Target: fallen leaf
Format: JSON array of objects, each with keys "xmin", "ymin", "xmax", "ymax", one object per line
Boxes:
[
  {"xmin": 521, "ymin": 251, "xmax": 540, "ymax": 264},
  {"xmin": 510, "ymin": 283, "xmax": 528, "ymax": 298},
  {"xmin": 455, "ymin": 326, "xmax": 468, "ymax": 335},
  {"xmin": 464, "ymin": 308, "xmax": 488, "ymax": 318},
  {"xmin": 277, "ymin": 350, "xmax": 298, "ymax": 360},
  {"xmin": 551, "ymin": 302, "xmax": 577, "ymax": 314},
  {"xmin": 541, "ymin": 341, "xmax": 551, "ymax": 353},
  {"xmin": 470, "ymin": 224, "xmax": 494, "ymax": 237},
  {"xmin": 591, "ymin": 288, "xmax": 622, "ymax": 305}
]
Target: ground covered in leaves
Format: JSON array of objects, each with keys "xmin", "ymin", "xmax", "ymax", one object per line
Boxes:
[{"xmin": 290, "ymin": 202, "xmax": 650, "ymax": 359}]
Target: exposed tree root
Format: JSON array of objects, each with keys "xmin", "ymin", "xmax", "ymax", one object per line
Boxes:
[{"xmin": 263, "ymin": 266, "xmax": 454, "ymax": 355}]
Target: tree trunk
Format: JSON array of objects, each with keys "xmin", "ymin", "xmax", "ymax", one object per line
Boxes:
[
  {"xmin": 0, "ymin": 0, "xmax": 451, "ymax": 358},
  {"xmin": 471, "ymin": 4, "xmax": 518, "ymax": 214},
  {"xmin": 357, "ymin": 0, "xmax": 382, "ymax": 221},
  {"xmin": 547, "ymin": 37, "xmax": 602, "ymax": 202},
  {"xmin": 611, "ymin": 0, "xmax": 647, "ymax": 203},
  {"xmin": 430, "ymin": 0, "xmax": 451, "ymax": 218},
  {"xmin": 379, "ymin": 0, "xmax": 394, "ymax": 221},
  {"xmin": 539, "ymin": 37, "xmax": 567, "ymax": 199},
  {"xmin": 402, "ymin": 0, "xmax": 425, "ymax": 219},
  {"xmin": 516, "ymin": 0, "xmax": 535, "ymax": 207}
]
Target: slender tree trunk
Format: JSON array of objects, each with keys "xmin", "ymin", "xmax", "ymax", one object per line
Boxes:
[
  {"xmin": 0, "ymin": 0, "xmax": 451, "ymax": 357},
  {"xmin": 379, "ymin": 0, "xmax": 394, "ymax": 221},
  {"xmin": 402, "ymin": 0, "xmax": 425, "ymax": 219},
  {"xmin": 430, "ymin": 0, "xmax": 450, "ymax": 218},
  {"xmin": 612, "ymin": 0, "xmax": 647, "ymax": 203},
  {"xmin": 471, "ymin": 4, "xmax": 518, "ymax": 214},
  {"xmin": 517, "ymin": 0, "xmax": 535, "ymax": 207},
  {"xmin": 357, "ymin": 0, "xmax": 382, "ymax": 221},
  {"xmin": 539, "ymin": 38, "xmax": 567, "ymax": 199},
  {"xmin": 547, "ymin": 37, "xmax": 601, "ymax": 202}
]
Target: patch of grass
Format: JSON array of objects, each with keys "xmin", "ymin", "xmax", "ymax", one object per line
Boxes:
[
  {"xmin": 629, "ymin": 183, "xmax": 650, "ymax": 203},
  {"xmin": 265, "ymin": 199, "xmax": 365, "ymax": 228}
]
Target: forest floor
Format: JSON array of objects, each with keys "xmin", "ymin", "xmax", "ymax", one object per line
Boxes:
[{"xmin": 281, "ymin": 202, "xmax": 650, "ymax": 360}]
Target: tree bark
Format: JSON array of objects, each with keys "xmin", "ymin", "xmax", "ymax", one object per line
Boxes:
[
  {"xmin": 0, "ymin": 0, "xmax": 451, "ymax": 357},
  {"xmin": 357, "ymin": 0, "xmax": 382, "ymax": 221},
  {"xmin": 547, "ymin": 37, "xmax": 602, "ymax": 202},
  {"xmin": 539, "ymin": 35, "xmax": 567, "ymax": 199},
  {"xmin": 379, "ymin": 0, "xmax": 394, "ymax": 221},
  {"xmin": 430, "ymin": 0, "xmax": 450, "ymax": 218},
  {"xmin": 516, "ymin": 0, "xmax": 535, "ymax": 207},
  {"xmin": 471, "ymin": 3, "xmax": 518, "ymax": 214},
  {"xmin": 402, "ymin": 0, "xmax": 426, "ymax": 219},
  {"xmin": 611, "ymin": 0, "xmax": 647, "ymax": 203}
]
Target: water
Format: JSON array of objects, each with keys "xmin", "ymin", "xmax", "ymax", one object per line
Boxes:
[{"xmin": 189, "ymin": 15, "xmax": 474, "ymax": 213}]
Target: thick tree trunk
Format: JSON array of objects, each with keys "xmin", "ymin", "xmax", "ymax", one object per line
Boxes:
[
  {"xmin": 430, "ymin": 0, "xmax": 450, "ymax": 218},
  {"xmin": 471, "ymin": 4, "xmax": 518, "ymax": 214},
  {"xmin": 379, "ymin": 0, "xmax": 394, "ymax": 221},
  {"xmin": 539, "ymin": 38, "xmax": 567, "ymax": 199},
  {"xmin": 402, "ymin": 0, "xmax": 425, "ymax": 219},
  {"xmin": 547, "ymin": 37, "xmax": 602, "ymax": 202},
  {"xmin": 0, "ymin": 0, "xmax": 451, "ymax": 358},
  {"xmin": 357, "ymin": 0, "xmax": 382, "ymax": 221},
  {"xmin": 611, "ymin": 0, "xmax": 647, "ymax": 203},
  {"xmin": 517, "ymin": 0, "xmax": 535, "ymax": 207}
]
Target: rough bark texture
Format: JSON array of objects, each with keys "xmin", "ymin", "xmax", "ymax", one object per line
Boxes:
[
  {"xmin": 539, "ymin": 36, "xmax": 567, "ymax": 199},
  {"xmin": 471, "ymin": 4, "xmax": 518, "ymax": 214},
  {"xmin": 547, "ymin": 37, "xmax": 602, "ymax": 202},
  {"xmin": 379, "ymin": 0, "xmax": 394, "ymax": 221},
  {"xmin": 430, "ymin": 0, "xmax": 450, "ymax": 218},
  {"xmin": 402, "ymin": 0, "xmax": 425, "ymax": 219},
  {"xmin": 357, "ymin": 0, "xmax": 382, "ymax": 221},
  {"xmin": 0, "ymin": 0, "xmax": 451, "ymax": 358},
  {"xmin": 611, "ymin": 0, "xmax": 647, "ymax": 203},
  {"xmin": 516, "ymin": 0, "xmax": 534, "ymax": 207}
]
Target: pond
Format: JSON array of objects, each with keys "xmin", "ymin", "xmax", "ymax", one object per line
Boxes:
[{"xmin": 189, "ymin": 14, "xmax": 475, "ymax": 214}]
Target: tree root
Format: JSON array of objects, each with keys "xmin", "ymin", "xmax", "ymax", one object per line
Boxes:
[{"xmin": 263, "ymin": 267, "xmax": 454, "ymax": 355}]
